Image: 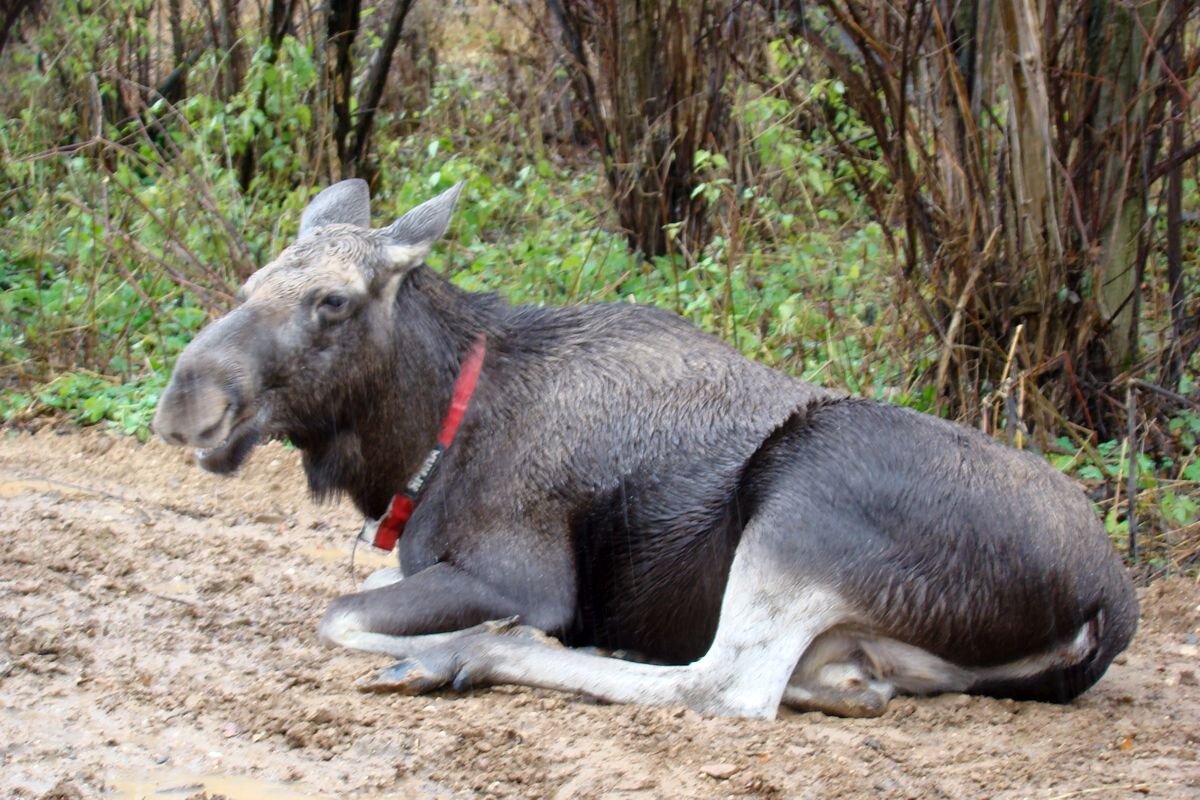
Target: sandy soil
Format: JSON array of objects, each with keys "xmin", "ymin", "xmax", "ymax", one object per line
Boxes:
[{"xmin": 1, "ymin": 428, "xmax": 1198, "ymax": 800}]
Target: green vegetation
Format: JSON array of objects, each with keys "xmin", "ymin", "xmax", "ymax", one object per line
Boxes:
[{"xmin": 0, "ymin": 1, "xmax": 1196, "ymax": 575}]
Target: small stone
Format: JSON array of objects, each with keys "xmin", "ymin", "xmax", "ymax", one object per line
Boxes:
[
  {"xmin": 700, "ymin": 762, "xmax": 740, "ymax": 780},
  {"xmin": 284, "ymin": 722, "xmax": 312, "ymax": 748},
  {"xmin": 475, "ymin": 740, "xmax": 493, "ymax": 752},
  {"xmin": 616, "ymin": 778, "xmax": 656, "ymax": 791},
  {"xmin": 305, "ymin": 707, "xmax": 334, "ymax": 724},
  {"xmin": 1178, "ymin": 670, "xmax": 1197, "ymax": 687},
  {"xmin": 1113, "ymin": 717, "xmax": 1136, "ymax": 738},
  {"xmin": 37, "ymin": 778, "xmax": 83, "ymax": 800}
]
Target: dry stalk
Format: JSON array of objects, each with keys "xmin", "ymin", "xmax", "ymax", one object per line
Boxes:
[{"xmin": 1126, "ymin": 381, "xmax": 1139, "ymax": 560}]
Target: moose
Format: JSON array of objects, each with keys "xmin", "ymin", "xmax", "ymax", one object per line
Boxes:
[{"xmin": 153, "ymin": 179, "xmax": 1137, "ymax": 719}]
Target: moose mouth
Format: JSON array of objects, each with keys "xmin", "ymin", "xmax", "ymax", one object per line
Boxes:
[{"xmin": 195, "ymin": 414, "xmax": 263, "ymax": 475}]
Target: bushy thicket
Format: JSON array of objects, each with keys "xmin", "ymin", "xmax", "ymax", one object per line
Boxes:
[{"xmin": 0, "ymin": 1, "xmax": 1196, "ymax": 575}]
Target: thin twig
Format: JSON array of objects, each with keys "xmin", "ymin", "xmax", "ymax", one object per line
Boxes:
[
  {"xmin": 1126, "ymin": 381, "xmax": 1139, "ymax": 561},
  {"xmin": 1048, "ymin": 783, "xmax": 1171, "ymax": 800},
  {"xmin": 1132, "ymin": 379, "xmax": 1200, "ymax": 411},
  {"xmin": 147, "ymin": 592, "xmax": 200, "ymax": 607}
]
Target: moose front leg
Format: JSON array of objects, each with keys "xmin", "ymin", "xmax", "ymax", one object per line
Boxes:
[
  {"xmin": 318, "ymin": 562, "xmax": 534, "ymax": 660},
  {"xmin": 359, "ymin": 537, "xmax": 849, "ymax": 719}
]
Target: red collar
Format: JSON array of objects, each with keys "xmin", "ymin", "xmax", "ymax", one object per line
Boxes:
[{"xmin": 359, "ymin": 334, "xmax": 487, "ymax": 551}]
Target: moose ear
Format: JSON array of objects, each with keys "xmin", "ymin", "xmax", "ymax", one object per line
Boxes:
[
  {"xmin": 298, "ymin": 179, "xmax": 372, "ymax": 238},
  {"xmin": 380, "ymin": 181, "xmax": 465, "ymax": 268}
]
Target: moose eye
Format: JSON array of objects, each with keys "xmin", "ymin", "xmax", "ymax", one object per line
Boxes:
[
  {"xmin": 320, "ymin": 294, "xmax": 348, "ymax": 310},
  {"xmin": 316, "ymin": 292, "xmax": 353, "ymax": 321}
]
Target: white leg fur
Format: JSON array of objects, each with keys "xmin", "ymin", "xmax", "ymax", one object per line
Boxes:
[
  {"xmin": 969, "ymin": 615, "xmax": 1099, "ymax": 682},
  {"xmin": 359, "ymin": 566, "xmax": 405, "ymax": 592},
  {"xmin": 318, "ymin": 596, "xmax": 511, "ymax": 660},
  {"xmin": 398, "ymin": 535, "xmax": 847, "ymax": 719},
  {"xmin": 782, "ymin": 617, "xmax": 1100, "ymax": 716}
]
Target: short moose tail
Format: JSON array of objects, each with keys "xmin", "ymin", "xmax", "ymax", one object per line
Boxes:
[{"xmin": 972, "ymin": 576, "xmax": 1138, "ymax": 704}]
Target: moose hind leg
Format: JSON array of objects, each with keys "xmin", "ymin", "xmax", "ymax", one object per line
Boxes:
[
  {"xmin": 782, "ymin": 661, "xmax": 896, "ymax": 718},
  {"xmin": 782, "ymin": 632, "xmax": 897, "ymax": 718},
  {"xmin": 783, "ymin": 631, "xmax": 978, "ymax": 716}
]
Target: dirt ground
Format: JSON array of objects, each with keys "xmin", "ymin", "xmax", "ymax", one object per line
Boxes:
[{"xmin": 1, "ymin": 429, "xmax": 1197, "ymax": 800}]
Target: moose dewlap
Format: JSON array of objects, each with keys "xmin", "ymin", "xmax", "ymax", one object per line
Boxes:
[{"xmin": 153, "ymin": 179, "xmax": 1137, "ymax": 719}]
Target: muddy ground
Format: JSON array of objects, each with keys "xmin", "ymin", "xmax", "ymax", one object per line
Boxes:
[{"xmin": 1, "ymin": 429, "xmax": 1197, "ymax": 800}]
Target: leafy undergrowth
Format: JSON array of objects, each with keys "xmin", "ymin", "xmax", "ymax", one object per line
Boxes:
[{"xmin": 1, "ymin": 26, "xmax": 1195, "ymax": 576}]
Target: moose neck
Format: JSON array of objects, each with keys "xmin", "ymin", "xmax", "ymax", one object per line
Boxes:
[{"xmin": 302, "ymin": 266, "xmax": 501, "ymax": 518}]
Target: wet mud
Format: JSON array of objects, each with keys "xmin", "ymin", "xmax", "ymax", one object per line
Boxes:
[{"xmin": 1, "ymin": 429, "xmax": 1198, "ymax": 799}]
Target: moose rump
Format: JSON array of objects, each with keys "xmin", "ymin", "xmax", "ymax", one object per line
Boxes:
[{"xmin": 153, "ymin": 178, "xmax": 1137, "ymax": 719}]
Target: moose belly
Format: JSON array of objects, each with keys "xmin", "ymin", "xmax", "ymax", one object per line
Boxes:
[{"xmin": 567, "ymin": 473, "xmax": 745, "ymax": 664}]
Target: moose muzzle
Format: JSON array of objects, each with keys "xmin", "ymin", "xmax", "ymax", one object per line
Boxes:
[{"xmin": 153, "ymin": 308, "xmax": 265, "ymax": 474}]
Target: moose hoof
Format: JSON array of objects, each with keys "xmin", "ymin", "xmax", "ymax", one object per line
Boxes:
[
  {"xmin": 459, "ymin": 618, "xmax": 560, "ymax": 646},
  {"xmin": 462, "ymin": 616, "xmax": 521, "ymax": 636},
  {"xmin": 510, "ymin": 625, "xmax": 562, "ymax": 647},
  {"xmin": 357, "ymin": 659, "xmax": 451, "ymax": 695}
]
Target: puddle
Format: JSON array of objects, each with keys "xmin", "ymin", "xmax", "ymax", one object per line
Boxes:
[
  {"xmin": 301, "ymin": 543, "xmax": 394, "ymax": 569},
  {"xmin": 143, "ymin": 579, "xmax": 199, "ymax": 599},
  {"xmin": 0, "ymin": 478, "xmax": 90, "ymax": 498},
  {"xmin": 111, "ymin": 773, "xmax": 332, "ymax": 800}
]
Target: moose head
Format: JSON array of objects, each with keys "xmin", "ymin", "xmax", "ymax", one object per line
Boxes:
[{"xmin": 153, "ymin": 180, "xmax": 470, "ymax": 511}]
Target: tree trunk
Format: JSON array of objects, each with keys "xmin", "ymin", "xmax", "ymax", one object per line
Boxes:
[
  {"xmin": 235, "ymin": 0, "xmax": 297, "ymax": 189},
  {"xmin": 549, "ymin": 0, "xmax": 738, "ymax": 257},
  {"xmin": 1086, "ymin": 0, "xmax": 1156, "ymax": 370},
  {"xmin": 165, "ymin": 0, "xmax": 187, "ymax": 101},
  {"xmin": 0, "ymin": 0, "xmax": 39, "ymax": 59},
  {"xmin": 326, "ymin": 0, "xmax": 361, "ymax": 177},
  {"xmin": 347, "ymin": 0, "xmax": 416, "ymax": 174},
  {"xmin": 216, "ymin": 0, "xmax": 246, "ymax": 100},
  {"xmin": 1162, "ymin": 0, "xmax": 1189, "ymax": 390},
  {"xmin": 806, "ymin": 0, "xmax": 1193, "ymax": 436}
]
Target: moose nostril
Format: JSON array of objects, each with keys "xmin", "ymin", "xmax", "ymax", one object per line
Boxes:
[
  {"xmin": 196, "ymin": 404, "xmax": 233, "ymax": 445},
  {"xmin": 152, "ymin": 411, "xmax": 189, "ymax": 445},
  {"xmin": 153, "ymin": 386, "xmax": 232, "ymax": 447}
]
